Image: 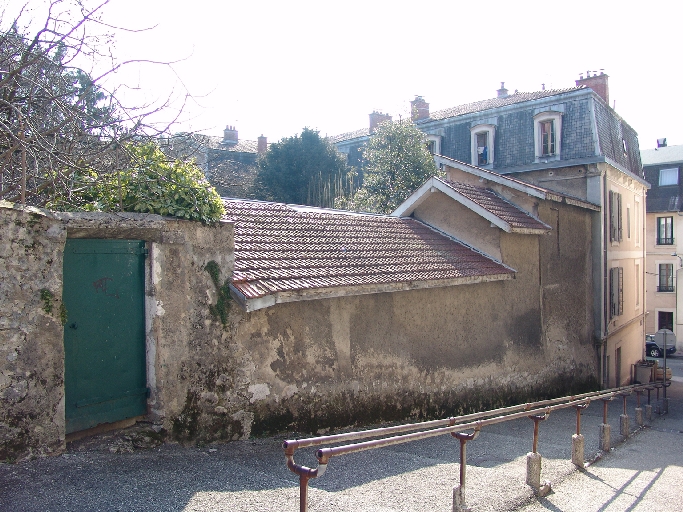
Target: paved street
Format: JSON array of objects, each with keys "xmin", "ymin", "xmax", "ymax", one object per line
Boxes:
[{"xmin": 1, "ymin": 358, "xmax": 681, "ymax": 512}]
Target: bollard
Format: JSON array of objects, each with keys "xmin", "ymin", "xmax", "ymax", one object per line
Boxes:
[
  {"xmin": 526, "ymin": 413, "xmax": 551, "ymax": 496},
  {"xmin": 599, "ymin": 397, "xmax": 612, "ymax": 452},
  {"xmin": 619, "ymin": 392, "xmax": 630, "ymax": 437},
  {"xmin": 645, "ymin": 386, "xmax": 654, "ymax": 422},
  {"xmin": 634, "ymin": 389, "xmax": 643, "ymax": 426},
  {"xmin": 452, "ymin": 428, "xmax": 480, "ymax": 512},
  {"xmin": 572, "ymin": 403, "xmax": 588, "ymax": 468}
]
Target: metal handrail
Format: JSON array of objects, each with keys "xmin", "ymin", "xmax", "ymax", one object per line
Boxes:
[{"xmin": 283, "ymin": 384, "xmax": 647, "ymax": 512}]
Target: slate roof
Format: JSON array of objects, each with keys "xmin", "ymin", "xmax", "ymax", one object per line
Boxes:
[
  {"xmin": 437, "ymin": 179, "xmax": 551, "ymax": 232},
  {"xmin": 331, "ymin": 88, "xmax": 585, "ymax": 143},
  {"xmin": 641, "ymin": 145, "xmax": 683, "ymax": 166},
  {"xmin": 428, "ymin": 88, "xmax": 583, "ymax": 121},
  {"xmin": 223, "ymin": 199, "xmax": 515, "ymax": 310}
]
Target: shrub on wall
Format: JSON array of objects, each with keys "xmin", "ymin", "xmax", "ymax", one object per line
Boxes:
[{"xmin": 49, "ymin": 143, "xmax": 225, "ymax": 224}]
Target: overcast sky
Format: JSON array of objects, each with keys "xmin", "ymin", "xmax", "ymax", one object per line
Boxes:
[{"xmin": 4, "ymin": 0, "xmax": 683, "ymax": 149}]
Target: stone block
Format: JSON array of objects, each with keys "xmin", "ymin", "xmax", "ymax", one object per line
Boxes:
[
  {"xmin": 620, "ymin": 414, "xmax": 629, "ymax": 437},
  {"xmin": 571, "ymin": 433, "xmax": 584, "ymax": 468},
  {"xmin": 600, "ymin": 423, "xmax": 611, "ymax": 452}
]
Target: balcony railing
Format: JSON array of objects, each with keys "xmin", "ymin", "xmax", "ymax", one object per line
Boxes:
[
  {"xmin": 657, "ymin": 237, "xmax": 674, "ymax": 245},
  {"xmin": 657, "ymin": 285, "xmax": 675, "ymax": 292}
]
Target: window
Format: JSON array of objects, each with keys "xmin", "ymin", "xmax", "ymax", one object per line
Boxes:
[
  {"xmin": 627, "ymin": 206, "xmax": 631, "ymax": 239},
  {"xmin": 659, "ymin": 168, "xmax": 678, "ymax": 186},
  {"xmin": 533, "ymin": 111, "xmax": 562, "ymax": 161},
  {"xmin": 635, "ymin": 198, "xmax": 641, "ymax": 245},
  {"xmin": 635, "ymin": 262, "xmax": 640, "ymax": 307},
  {"xmin": 425, "ymin": 134, "xmax": 441, "ymax": 156},
  {"xmin": 609, "ymin": 267, "xmax": 623, "ymax": 319},
  {"xmin": 658, "ymin": 263, "xmax": 675, "ymax": 292},
  {"xmin": 470, "ymin": 124, "xmax": 495, "ymax": 167},
  {"xmin": 540, "ymin": 120, "xmax": 555, "ymax": 156},
  {"xmin": 657, "ymin": 216, "xmax": 674, "ymax": 245},
  {"xmin": 658, "ymin": 311, "xmax": 674, "ymax": 331},
  {"xmin": 609, "ymin": 190, "xmax": 622, "ymax": 242},
  {"xmin": 476, "ymin": 132, "xmax": 489, "ymax": 165}
]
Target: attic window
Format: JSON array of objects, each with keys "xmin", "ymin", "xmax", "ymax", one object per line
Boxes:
[
  {"xmin": 470, "ymin": 124, "xmax": 495, "ymax": 167},
  {"xmin": 659, "ymin": 167, "xmax": 678, "ymax": 186},
  {"xmin": 533, "ymin": 111, "xmax": 563, "ymax": 162},
  {"xmin": 622, "ymin": 138, "xmax": 627, "ymax": 155}
]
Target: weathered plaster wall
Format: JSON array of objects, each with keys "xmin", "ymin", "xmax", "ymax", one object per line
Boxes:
[
  {"xmin": 192, "ymin": 212, "xmax": 597, "ymax": 439},
  {"xmin": 0, "ymin": 204, "xmax": 66, "ymax": 461},
  {"xmin": 413, "ymin": 192, "xmax": 503, "ymax": 261}
]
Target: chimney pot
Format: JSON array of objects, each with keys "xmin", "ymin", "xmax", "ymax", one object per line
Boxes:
[
  {"xmin": 497, "ymin": 82, "xmax": 509, "ymax": 98},
  {"xmin": 410, "ymin": 95, "xmax": 430, "ymax": 121},
  {"xmin": 257, "ymin": 135, "xmax": 267, "ymax": 154},
  {"xmin": 369, "ymin": 111, "xmax": 392, "ymax": 133},
  {"xmin": 575, "ymin": 70, "xmax": 609, "ymax": 105},
  {"xmin": 222, "ymin": 125, "xmax": 238, "ymax": 145},
  {"xmin": 657, "ymin": 138, "xmax": 667, "ymax": 148}
]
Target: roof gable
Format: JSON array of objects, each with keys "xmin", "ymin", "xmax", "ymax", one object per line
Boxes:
[{"xmin": 393, "ymin": 177, "xmax": 551, "ymax": 234}]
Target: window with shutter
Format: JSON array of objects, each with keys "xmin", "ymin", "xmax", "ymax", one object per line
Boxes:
[
  {"xmin": 609, "ymin": 191, "xmax": 623, "ymax": 242},
  {"xmin": 610, "ymin": 267, "xmax": 624, "ymax": 318}
]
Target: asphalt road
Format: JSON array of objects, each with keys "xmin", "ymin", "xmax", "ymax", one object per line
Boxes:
[{"xmin": 1, "ymin": 358, "xmax": 681, "ymax": 512}]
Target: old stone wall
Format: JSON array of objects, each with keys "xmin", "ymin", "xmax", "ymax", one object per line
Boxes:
[
  {"xmin": 0, "ymin": 204, "xmax": 233, "ymax": 461},
  {"xmin": 0, "ymin": 204, "xmax": 66, "ymax": 461}
]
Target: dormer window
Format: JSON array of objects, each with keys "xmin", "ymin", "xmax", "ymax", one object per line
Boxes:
[
  {"xmin": 659, "ymin": 167, "xmax": 678, "ymax": 186},
  {"xmin": 470, "ymin": 124, "xmax": 495, "ymax": 168},
  {"xmin": 533, "ymin": 111, "xmax": 563, "ymax": 162},
  {"xmin": 426, "ymin": 134, "xmax": 441, "ymax": 156}
]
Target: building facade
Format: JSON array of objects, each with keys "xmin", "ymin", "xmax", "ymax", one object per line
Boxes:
[
  {"xmin": 333, "ymin": 74, "xmax": 649, "ymax": 388},
  {"xmin": 642, "ymin": 142, "xmax": 683, "ymax": 352}
]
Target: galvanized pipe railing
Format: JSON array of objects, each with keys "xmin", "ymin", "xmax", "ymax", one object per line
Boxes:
[{"xmin": 283, "ymin": 384, "xmax": 647, "ymax": 512}]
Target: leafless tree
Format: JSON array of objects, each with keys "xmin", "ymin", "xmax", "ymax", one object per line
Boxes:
[{"xmin": 0, "ymin": 0, "xmax": 187, "ymax": 206}]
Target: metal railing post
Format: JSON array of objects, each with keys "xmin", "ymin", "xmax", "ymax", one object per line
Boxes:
[
  {"xmin": 572, "ymin": 403, "xmax": 588, "ymax": 467},
  {"xmin": 452, "ymin": 427, "xmax": 480, "ymax": 512},
  {"xmin": 599, "ymin": 396, "xmax": 612, "ymax": 451},
  {"xmin": 634, "ymin": 389, "xmax": 644, "ymax": 426},
  {"xmin": 526, "ymin": 412, "xmax": 551, "ymax": 496},
  {"xmin": 619, "ymin": 391, "xmax": 631, "ymax": 437}
]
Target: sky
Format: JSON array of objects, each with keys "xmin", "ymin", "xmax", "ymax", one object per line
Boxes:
[{"xmin": 3, "ymin": 0, "xmax": 683, "ymax": 150}]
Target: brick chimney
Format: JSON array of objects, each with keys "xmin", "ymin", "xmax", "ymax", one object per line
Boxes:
[
  {"xmin": 410, "ymin": 96, "xmax": 430, "ymax": 121},
  {"xmin": 257, "ymin": 135, "xmax": 267, "ymax": 154},
  {"xmin": 576, "ymin": 70, "xmax": 609, "ymax": 106},
  {"xmin": 497, "ymin": 82, "xmax": 509, "ymax": 98},
  {"xmin": 369, "ymin": 111, "xmax": 392, "ymax": 133},
  {"xmin": 222, "ymin": 125, "xmax": 238, "ymax": 145}
]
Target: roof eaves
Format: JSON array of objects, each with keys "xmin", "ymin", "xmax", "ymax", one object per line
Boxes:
[{"xmin": 233, "ymin": 273, "xmax": 515, "ymax": 312}]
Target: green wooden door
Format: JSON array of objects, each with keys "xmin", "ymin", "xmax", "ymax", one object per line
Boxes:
[{"xmin": 63, "ymin": 239, "xmax": 147, "ymax": 434}]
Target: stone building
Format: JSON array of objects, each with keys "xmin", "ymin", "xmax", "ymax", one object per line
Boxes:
[
  {"xmin": 333, "ymin": 73, "xmax": 649, "ymax": 388},
  {"xmin": 642, "ymin": 140, "xmax": 683, "ymax": 351},
  {"xmin": 161, "ymin": 126, "xmax": 267, "ymax": 199}
]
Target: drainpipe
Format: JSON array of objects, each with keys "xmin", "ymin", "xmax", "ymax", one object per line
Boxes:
[{"xmin": 602, "ymin": 170, "xmax": 609, "ymax": 388}]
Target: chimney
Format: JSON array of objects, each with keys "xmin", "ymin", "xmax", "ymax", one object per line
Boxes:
[
  {"xmin": 222, "ymin": 125, "xmax": 238, "ymax": 145},
  {"xmin": 657, "ymin": 138, "xmax": 668, "ymax": 148},
  {"xmin": 369, "ymin": 111, "xmax": 392, "ymax": 133},
  {"xmin": 410, "ymin": 96, "xmax": 430, "ymax": 121},
  {"xmin": 497, "ymin": 82, "xmax": 509, "ymax": 98},
  {"xmin": 257, "ymin": 135, "xmax": 267, "ymax": 154},
  {"xmin": 575, "ymin": 70, "xmax": 609, "ymax": 105}
]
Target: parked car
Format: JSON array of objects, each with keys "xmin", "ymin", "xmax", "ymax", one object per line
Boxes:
[{"xmin": 646, "ymin": 333, "xmax": 677, "ymax": 358}]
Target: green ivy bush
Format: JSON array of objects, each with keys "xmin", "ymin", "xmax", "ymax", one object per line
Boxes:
[{"xmin": 49, "ymin": 143, "xmax": 225, "ymax": 224}]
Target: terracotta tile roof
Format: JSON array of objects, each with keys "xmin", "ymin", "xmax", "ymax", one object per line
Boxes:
[
  {"xmin": 437, "ymin": 179, "xmax": 551, "ymax": 232},
  {"xmin": 224, "ymin": 200, "xmax": 514, "ymax": 306},
  {"xmin": 330, "ymin": 88, "xmax": 584, "ymax": 143}
]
